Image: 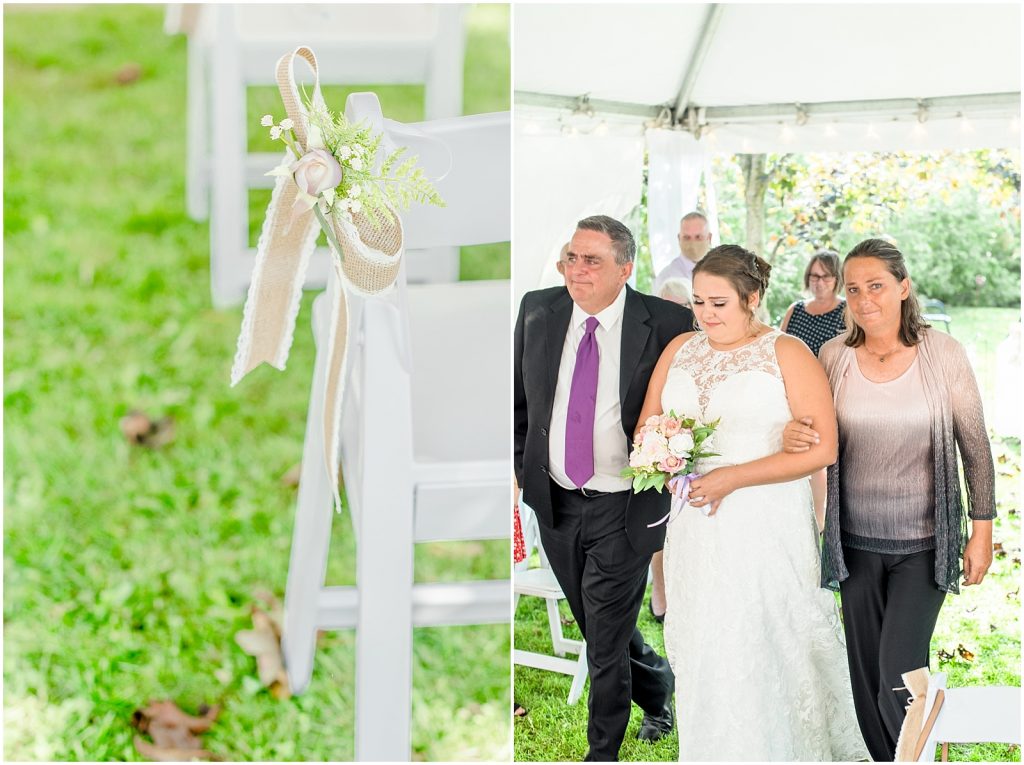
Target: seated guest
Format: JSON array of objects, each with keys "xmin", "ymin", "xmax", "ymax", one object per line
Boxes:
[{"xmin": 657, "ymin": 277, "xmax": 692, "ymax": 309}]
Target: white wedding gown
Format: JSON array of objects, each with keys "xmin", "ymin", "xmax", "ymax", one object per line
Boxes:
[{"xmin": 661, "ymin": 330, "xmax": 868, "ymax": 762}]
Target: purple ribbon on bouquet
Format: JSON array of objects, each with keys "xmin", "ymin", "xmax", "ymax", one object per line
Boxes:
[{"xmin": 646, "ymin": 472, "xmax": 703, "ymax": 527}]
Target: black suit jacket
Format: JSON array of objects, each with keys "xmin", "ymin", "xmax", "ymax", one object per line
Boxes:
[{"xmin": 514, "ymin": 284, "xmax": 694, "ymax": 556}]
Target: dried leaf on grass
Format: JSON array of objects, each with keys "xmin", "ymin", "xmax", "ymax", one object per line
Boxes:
[
  {"xmin": 234, "ymin": 591, "xmax": 291, "ymax": 699},
  {"xmin": 120, "ymin": 410, "xmax": 176, "ymax": 448},
  {"xmin": 131, "ymin": 700, "xmax": 221, "ymax": 761},
  {"xmin": 115, "ymin": 62, "xmax": 142, "ymax": 85},
  {"xmin": 956, "ymin": 644, "xmax": 976, "ymax": 662},
  {"xmin": 280, "ymin": 463, "xmax": 302, "ymax": 487}
]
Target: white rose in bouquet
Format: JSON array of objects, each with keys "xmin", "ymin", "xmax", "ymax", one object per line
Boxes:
[{"xmin": 667, "ymin": 431, "xmax": 695, "ymax": 458}]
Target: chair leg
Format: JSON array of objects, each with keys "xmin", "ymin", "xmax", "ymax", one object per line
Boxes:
[
  {"xmin": 568, "ymin": 649, "xmax": 588, "ymax": 705},
  {"xmin": 185, "ymin": 33, "xmax": 209, "ymax": 222},
  {"xmin": 281, "ymin": 296, "xmax": 335, "ymax": 695},
  {"xmin": 208, "ymin": 5, "xmax": 248, "ymax": 309},
  {"xmin": 545, "ymin": 597, "xmax": 567, "ymax": 657},
  {"xmin": 355, "ymin": 300, "xmax": 415, "ymax": 761},
  {"xmin": 425, "ymin": 5, "xmax": 465, "ymax": 120}
]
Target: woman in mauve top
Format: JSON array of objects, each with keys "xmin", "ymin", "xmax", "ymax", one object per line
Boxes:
[{"xmin": 783, "ymin": 238, "xmax": 995, "ymax": 762}]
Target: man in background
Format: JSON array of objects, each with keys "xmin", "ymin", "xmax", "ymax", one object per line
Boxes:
[{"xmin": 651, "ymin": 211, "xmax": 712, "ymax": 296}]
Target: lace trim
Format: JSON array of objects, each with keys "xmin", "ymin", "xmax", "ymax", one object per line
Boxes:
[
  {"xmin": 230, "ymin": 148, "xmax": 323, "ymax": 386},
  {"xmin": 672, "ymin": 330, "xmax": 783, "ymax": 413}
]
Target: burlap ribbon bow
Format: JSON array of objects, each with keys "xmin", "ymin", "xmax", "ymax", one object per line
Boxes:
[{"xmin": 230, "ymin": 46, "xmax": 404, "ymax": 513}]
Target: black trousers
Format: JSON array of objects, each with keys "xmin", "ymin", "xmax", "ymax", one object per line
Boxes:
[
  {"xmin": 538, "ymin": 482, "xmax": 674, "ymax": 762},
  {"xmin": 840, "ymin": 546, "xmax": 947, "ymax": 762}
]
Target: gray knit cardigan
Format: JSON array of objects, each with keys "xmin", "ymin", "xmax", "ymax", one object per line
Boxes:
[{"xmin": 819, "ymin": 328, "xmax": 996, "ymax": 595}]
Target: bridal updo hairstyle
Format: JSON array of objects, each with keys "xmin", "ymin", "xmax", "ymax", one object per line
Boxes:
[
  {"xmin": 692, "ymin": 244, "xmax": 772, "ymax": 320},
  {"xmin": 842, "ymin": 238, "xmax": 929, "ymax": 348}
]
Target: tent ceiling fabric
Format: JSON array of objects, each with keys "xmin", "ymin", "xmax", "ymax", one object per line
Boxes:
[{"xmin": 515, "ymin": 3, "xmax": 1020, "ymax": 113}]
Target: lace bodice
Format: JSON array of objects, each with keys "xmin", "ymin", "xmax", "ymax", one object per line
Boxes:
[{"xmin": 663, "ymin": 330, "xmax": 792, "ymax": 467}]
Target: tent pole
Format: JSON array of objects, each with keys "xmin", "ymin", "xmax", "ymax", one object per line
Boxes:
[{"xmin": 672, "ymin": 4, "xmax": 725, "ymax": 125}]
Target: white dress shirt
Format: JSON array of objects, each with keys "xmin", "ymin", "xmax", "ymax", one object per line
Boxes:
[
  {"xmin": 651, "ymin": 256, "xmax": 695, "ymax": 297},
  {"xmin": 548, "ymin": 286, "xmax": 632, "ymax": 492}
]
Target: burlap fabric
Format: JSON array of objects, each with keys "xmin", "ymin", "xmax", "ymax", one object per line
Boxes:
[{"xmin": 231, "ymin": 46, "xmax": 404, "ymax": 513}]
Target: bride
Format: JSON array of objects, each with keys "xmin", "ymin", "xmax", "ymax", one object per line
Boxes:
[{"xmin": 637, "ymin": 245, "xmax": 868, "ymax": 761}]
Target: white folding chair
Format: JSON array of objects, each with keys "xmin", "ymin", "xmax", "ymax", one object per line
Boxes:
[
  {"xmin": 914, "ymin": 673, "xmax": 1021, "ymax": 761},
  {"xmin": 513, "ymin": 501, "xmax": 589, "ymax": 705},
  {"xmin": 279, "ymin": 94, "xmax": 510, "ymax": 761},
  {"xmin": 166, "ymin": 4, "xmax": 467, "ymax": 306}
]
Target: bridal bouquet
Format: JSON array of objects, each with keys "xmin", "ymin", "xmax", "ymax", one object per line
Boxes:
[
  {"xmin": 622, "ymin": 411, "xmax": 719, "ymax": 522},
  {"xmin": 261, "ymin": 100, "xmax": 444, "ymax": 249}
]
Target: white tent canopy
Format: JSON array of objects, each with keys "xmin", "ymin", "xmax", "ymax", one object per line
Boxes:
[{"xmin": 513, "ymin": 3, "xmax": 1021, "ymax": 302}]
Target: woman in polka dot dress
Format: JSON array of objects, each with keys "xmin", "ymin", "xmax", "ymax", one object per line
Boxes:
[
  {"xmin": 781, "ymin": 250, "xmax": 846, "ymax": 356},
  {"xmin": 780, "ymin": 250, "xmax": 846, "ymax": 532}
]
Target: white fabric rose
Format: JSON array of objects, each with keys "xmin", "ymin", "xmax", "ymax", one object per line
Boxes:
[{"xmin": 290, "ymin": 148, "xmax": 343, "ymax": 197}]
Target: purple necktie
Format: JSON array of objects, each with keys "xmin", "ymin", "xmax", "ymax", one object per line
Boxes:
[{"xmin": 565, "ymin": 316, "xmax": 600, "ymax": 488}]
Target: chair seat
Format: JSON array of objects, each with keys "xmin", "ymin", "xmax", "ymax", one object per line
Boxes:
[{"xmin": 514, "ymin": 568, "xmax": 566, "ymax": 599}]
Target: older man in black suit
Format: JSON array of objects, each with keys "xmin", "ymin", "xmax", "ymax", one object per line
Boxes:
[{"xmin": 514, "ymin": 215, "xmax": 694, "ymax": 761}]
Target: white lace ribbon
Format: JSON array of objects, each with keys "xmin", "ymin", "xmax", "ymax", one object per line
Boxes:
[{"xmin": 230, "ymin": 46, "xmax": 407, "ymax": 514}]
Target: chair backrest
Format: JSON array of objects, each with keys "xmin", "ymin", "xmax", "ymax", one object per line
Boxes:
[
  {"xmin": 914, "ymin": 674, "xmax": 1021, "ymax": 760},
  {"xmin": 338, "ymin": 95, "xmax": 510, "ymax": 508},
  {"xmin": 345, "ymin": 93, "xmax": 511, "ymax": 249},
  {"xmin": 927, "ymin": 687, "xmax": 1021, "ymax": 746},
  {"xmin": 516, "ymin": 501, "xmax": 552, "ymax": 569},
  {"xmin": 187, "ymin": 5, "xmax": 466, "ymax": 89}
]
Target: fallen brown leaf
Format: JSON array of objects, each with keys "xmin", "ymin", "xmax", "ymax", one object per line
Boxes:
[
  {"xmin": 115, "ymin": 63, "xmax": 142, "ymax": 85},
  {"xmin": 280, "ymin": 463, "xmax": 302, "ymax": 487},
  {"xmin": 235, "ymin": 603, "xmax": 291, "ymax": 698},
  {"xmin": 956, "ymin": 644, "xmax": 975, "ymax": 662},
  {"xmin": 134, "ymin": 736, "xmax": 220, "ymax": 762},
  {"xmin": 120, "ymin": 410, "xmax": 176, "ymax": 448},
  {"xmin": 937, "ymin": 648, "xmax": 954, "ymax": 663},
  {"xmin": 131, "ymin": 700, "xmax": 221, "ymax": 761}
]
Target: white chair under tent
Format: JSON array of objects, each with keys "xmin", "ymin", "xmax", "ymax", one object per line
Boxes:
[
  {"xmin": 164, "ymin": 4, "xmax": 467, "ymax": 307},
  {"xmin": 279, "ymin": 92, "xmax": 511, "ymax": 761},
  {"xmin": 514, "ymin": 501, "xmax": 589, "ymax": 705},
  {"xmin": 909, "ymin": 672, "xmax": 1020, "ymax": 762}
]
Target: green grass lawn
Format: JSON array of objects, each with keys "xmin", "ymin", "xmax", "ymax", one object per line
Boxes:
[
  {"xmin": 4, "ymin": 4, "xmax": 510, "ymax": 761},
  {"xmin": 515, "ymin": 309, "xmax": 1021, "ymax": 762}
]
